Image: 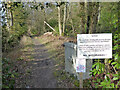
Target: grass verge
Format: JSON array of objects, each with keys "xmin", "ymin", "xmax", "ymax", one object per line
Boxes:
[{"xmin": 2, "ymin": 36, "xmax": 34, "ymax": 88}]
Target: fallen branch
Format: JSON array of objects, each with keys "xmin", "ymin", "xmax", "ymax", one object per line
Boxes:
[{"xmin": 44, "ymin": 21, "xmax": 56, "ymax": 32}]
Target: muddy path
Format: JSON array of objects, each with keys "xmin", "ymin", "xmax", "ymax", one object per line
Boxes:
[{"xmin": 25, "ymin": 38, "xmax": 57, "ymax": 88}]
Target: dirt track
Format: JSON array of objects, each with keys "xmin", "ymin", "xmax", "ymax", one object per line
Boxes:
[
  {"xmin": 12, "ymin": 35, "xmax": 76, "ymax": 88},
  {"xmin": 25, "ymin": 38, "xmax": 57, "ymax": 88}
]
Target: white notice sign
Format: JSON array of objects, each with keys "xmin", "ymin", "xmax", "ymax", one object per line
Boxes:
[
  {"xmin": 76, "ymin": 58, "xmax": 86, "ymax": 72},
  {"xmin": 77, "ymin": 33, "xmax": 112, "ymax": 59}
]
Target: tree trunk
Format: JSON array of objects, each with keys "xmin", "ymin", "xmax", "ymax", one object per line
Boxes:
[
  {"xmin": 58, "ymin": 5, "xmax": 62, "ymax": 36},
  {"xmin": 43, "ymin": 8, "xmax": 46, "ymax": 33},
  {"xmin": 97, "ymin": 4, "xmax": 101, "ymax": 23},
  {"xmin": 62, "ymin": 3, "xmax": 67, "ymax": 34},
  {"xmin": 69, "ymin": 3, "xmax": 75, "ymax": 33},
  {"xmin": 86, "ymin": 3, "xmax": 100, "ymax": 75},
  {"xmin": 78, "ymin": 2, "xmax": 86, "ymax": 34},
  {"xmin": 10, "ymin": 10, "xmax": 13, "ymax": 26},
  {"xmin": 86, "ymin": 2, "xmax": 93, "ymax": 34},
  {"xmin": 6, "ymin": 9, "xmax": 10, "ymax": 31},
  {"xmin": 89, "ymin": 2, "xmax": 99, "ymax": 34}
]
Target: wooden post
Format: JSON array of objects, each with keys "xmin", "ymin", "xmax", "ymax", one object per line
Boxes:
[{"xmin": 79, "ymin": 72, "xmax": 83, "ymax": 88}]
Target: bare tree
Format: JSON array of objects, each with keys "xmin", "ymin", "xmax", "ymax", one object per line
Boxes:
[
  {"xmin": 62, "ymin": 2, "xmax": 67, "ymax": 34},
  {"xmin": 86, "ymin": 2, "xmax": 100, "ymax": 34},
  {"xmin": 89, "ymin": 2, "xmax": 100, "ymax": 33},
  {"xmin": 78, "ymin": 2, "xmax": 86, "ymax": 34},
  {"xmin": 57, "ymin": 2, "xmax": 62, "ymax": 36},
  {"xmin": 68, "ymin": 3, "xmax": 75, "ymax": 33}
]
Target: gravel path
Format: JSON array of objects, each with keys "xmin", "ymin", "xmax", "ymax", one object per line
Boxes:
[{"xmin": 26, "ymin": 38, "xmax": 57, "ymax": 88}]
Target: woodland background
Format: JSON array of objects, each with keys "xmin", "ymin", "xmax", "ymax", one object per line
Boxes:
[{"xmin": 1, "ymin": 1, "xmax": 120, "ymax": 88}]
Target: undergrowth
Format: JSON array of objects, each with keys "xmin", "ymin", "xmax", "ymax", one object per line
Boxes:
[
  {"xmin": 2, "ymin": 58, "xmax": 19, "ymax": 88},
  {"xmin": 2, "ymin": 36, "xmax": 34, "ymax": 88}
]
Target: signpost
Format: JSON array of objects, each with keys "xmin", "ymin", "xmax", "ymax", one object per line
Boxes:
[
  {"xmin": 77, "ymin": 33, "xmax": 112, "ymax": 59},
  {"xmin": 76, "ymin": 58, "xmax": 86, "ymax": 72},
  {"xmin": 76, "ymin": 58, "xmax": 86, "ymax": 88},
  {"xmin": 76, "ymin": 33, "xmax": 112, "ymax": 88}
]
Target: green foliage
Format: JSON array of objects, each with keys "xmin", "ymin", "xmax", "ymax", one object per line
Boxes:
[
  {"xmin": 90, "ymin": 31, "xmax": 120, "ymax": 88},
  {"xmin": 1, "ymin": 2, "xmax": 119, "ymax": 88},
  {"xmin": 90, "ymin": 61, "xmax": 120, "ymax": 88},
  {"xmin": 74, "ymin": 80, "xmax": 79, "ymax": 87},
  {"xmin": 2, "ymin": 2, "xmax": 28, "ymax": 52},
  {"xmin": 48, "ymin": 19, "xmax": 58, "ymax": 28},
  {"xmin": 97, "ymin": 3, "xmax": 118, "ymax": 33},
  {"xmin": 89, "ymin": 2, "xmax": 119, "ymax": 88},
  {"xmin": 53, "ymin": 26, "xmax": 59, "ymax": 35},
  {"xmin": 90, "ymin": 61, "xmax": 105, "ymax": 76},
  {"xmin": 99, "ymin": 80, "xmax": 115, "ymax": 88},
  {"xmin": 2, "ymin": 58, "xmax": 19, "ymax": 88},
  {"xmin": 31, "ymin": 28, "xmax": 39, "ymax": 35},
  {"xmin": 64, "ymin": 24, "xmax": 74, "ymax": 37}
]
